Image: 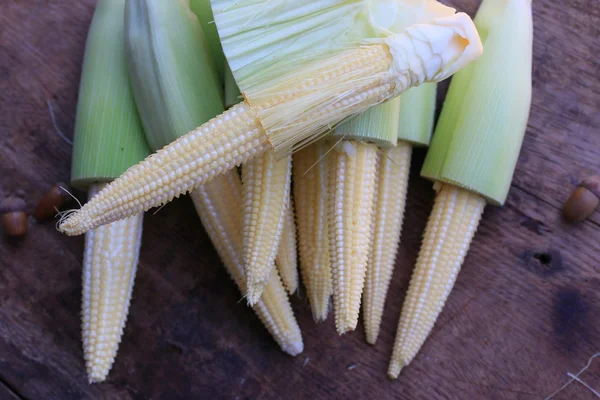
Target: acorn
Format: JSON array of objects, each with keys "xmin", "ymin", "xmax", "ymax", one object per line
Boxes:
[
  {"xmin": 35, "ymin": 183, "xmax": 71, "ymax": 222},
  {"xmin": 564, "ymin": 176, "xmax": 600, "ymax": 222},
  {"xmin": 1, "ymin": 197, "xmax": 28, "ymax": 237}
]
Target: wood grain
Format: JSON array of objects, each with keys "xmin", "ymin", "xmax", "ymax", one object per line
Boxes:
[{"xmin": 1, "ymin": 0, "xmax": 599, "ymax": 399}]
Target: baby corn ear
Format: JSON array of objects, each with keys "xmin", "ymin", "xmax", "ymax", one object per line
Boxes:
[
  {"xmin": 276, "ymin": 203, "xmax": 299, "ymax": 295},
  {"xmin": 329, "ymin": 141, "xmax": 379, "ymax": 334},
  {"xmin": 82, "ymin": 184, "xmax": 143, "ymax": 383},
  {"xmin": 388, "ymin": 185, "xmax": 484, "ymax": 377},
  {"xmin": 243, "ymin": 152, "xmax": 292, "ymax": 305},
  {"xmin": 293, "ymin": 141, "xmax": 332, "ymax": 322},
  {"xmin": 363, "ymin": 143, "xmax": 412, "ymax": 345},
  {"xmin": 389, "ymin": 0, "xmax": 533, "ymax": 377},
  {"xmin": 190, "ymin": 171, "xmax": 303, "ymax": 355},
  {"xmin": 58, "ymin": 102, "xmax": 271, "ymax": 236}
]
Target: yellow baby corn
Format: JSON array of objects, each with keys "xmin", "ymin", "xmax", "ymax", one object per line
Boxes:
[
  {"xmin": 389, "ymin": 0, "xmax": 533, "ymax": 377},
  {"xmin": 363, "ymin": 142, "xmax": 412, "ymax": 344},
  {"xmin": 293, "ymin": 141, "xmax": 332, "ymax": 322},
  {"xmin": 328, "ymin": 141, "xmax": 379, "ymax": 334},
  {"xmin": 242, "ymin": 152, "xmax": 292, "ymax": 305},
  {"xmin": 190, "ymin": 172, "xmax": 303, "ymax": 355},
  {"xmin": 82, "ymin": 185, "xmax": 144, "ymax": 383}
]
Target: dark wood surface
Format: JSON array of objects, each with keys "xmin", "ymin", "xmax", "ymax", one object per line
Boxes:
[{"xmin": 1, "ymin": 0, "xmax": 599, "ymax": 399}]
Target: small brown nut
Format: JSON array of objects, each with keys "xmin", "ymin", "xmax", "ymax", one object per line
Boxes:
[
  {"xmin": 35, "ymin": 183, "xmax": 71, "ymax": 222},
  {"xmin": 564, "ymin": 175, "xmax": 600, "ymax": 222},
  {"xmin": 1, "ymin": 197, "xmax": 28, "ymax": 237}
]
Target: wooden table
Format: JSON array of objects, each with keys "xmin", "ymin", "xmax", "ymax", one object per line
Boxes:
[{"xmin": 1, "ymin": 1, "xmax": 599, "ymax": 399}]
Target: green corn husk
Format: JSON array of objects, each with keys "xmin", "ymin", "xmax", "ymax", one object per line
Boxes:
[
  {"xmin": 210, "ymin": 0, "xmax": 482, "ymax": 156},
  {"xmin": 397, "ymin": 83, "xmax": 437, "ymax": 146},
  {"xmin": 333, "ymin": 99, "xmax": 400, "ymax": 147},
  {"xmin": 71, "ymin": 0, "xmax": 150, "ymax": 188},
  {"xmin": 211, "ymin": 0, "xmax": 455, "ymax": 88},
  {"xmin": 224, "ymin": 62, "xmax": 241, "ymax": 109},
  {"xmin": 125, "ymin": 0, "xmax": 223, "ymax": 150},
  {"xmin": 189, "ymin": 0, "xmax": 224, "ymax": 79},
  {"xmin": 421, "ymin": 0, "xmax": 533, "ymax": 205}
]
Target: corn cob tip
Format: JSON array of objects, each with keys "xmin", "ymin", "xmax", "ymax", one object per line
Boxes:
[
  {"xmin": 311, "ymin": 301, "xmax": 331, "ymax": 323},
  {"xmin": 87, "ymin": 363, "xmax": 114, "ymax": 384},
  {"xmin": 387, "ymin": 362, "xmax": 404, "ymax": 379},
  {"xmin": 365, "ymin": 333, "xmax": 377, "ymax": 346},
  {"xmin": 58, "ymin": 209, "xmax": 89, "ymax": 236},
  {"xmin": 281, "ymin": 339, "xmax": 304, "ymax": 356}
]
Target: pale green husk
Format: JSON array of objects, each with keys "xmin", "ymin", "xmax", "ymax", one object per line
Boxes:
[
  {"xmin": 210, "ymin": 0, "xmax": 455, "ymax": 94},
  {"xmin": 397, "ymin": 83, "xmax": 436, "ymax": 146},
  {"xmin": 421, "ymin": 0, "xmax": 533, "ymax": 206},
  {"xmin": 333, "ymin": 98, "xmax": 400, "ymax": 147},
  {"xmin": 125, "ymin": 0, "xmax": 223, "ymax": 150},
  {"xmin": 189, "ymin": 0, "xmax": 225, "ymax": 81},
  {"xmin": 71, "ymin": 0, "xmax": 150, "ymax": 189},
  {"xmin": 224, "ymin": 62, "xmax": 241, "ymax": 108}
]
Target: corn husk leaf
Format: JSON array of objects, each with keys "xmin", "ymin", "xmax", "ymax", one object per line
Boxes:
[
  {"xmin": 421, "ymin": 0, "xmax": 533, "ymax": 205},
  {"xmin": 211, "ymin": 0, "xmax": 455, "ymax": 90},
  {"xmin": 189, "ymin": 0, "xmax": 225, "ymax": 79},
  {"xmin": 210, "ymin": 0, "xmax": 482, "ymax": 156},
  {"xmin": 397, "ymin": 83, "xmax": 436, "ymax": 146},
  {"xmin": 334, "ymin": 98, "xmax": 400, "ymax": 147},
  {"xmin": 125, "ymin": 0, "xmax": 223, "ymax": 150},
  {"xmin": 224, "ymin": 62, "xmax": 241, "ymax": 109},
  {"xmin": 71, "ymin": 0, "xmax": 150, "ymax": 188}
]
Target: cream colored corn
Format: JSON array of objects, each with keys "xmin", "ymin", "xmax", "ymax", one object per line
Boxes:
[
  {"xmin": 388, "ymin": 184, "xmax": 484, "ymax": 378},
  {"xmin": 276, "ymin": 204, "xmax": 299, "ymax": 295},
  {"xmin": 329, "ymin": 140, "xmax": 379, "ymax": 334},
  {"xmin": 293, "ymin": 141, "xmax": 332, "ymax": 321},
  {"xmin": 363, "ymin": 143, "xmax": 412, "ymax": 345},
  {"xmin": 82, "ymin": 184, "xmax": 143, "ymax": 383},
  {"xmin": 242, "ymin": 152, "xmax": 292, "ymax": 304},
  {"xmin": 190, "ymin": 170, "xmax": 303, "ymax": 355},
  {"xmin": 388, "ymin": 0, "xmax": 532, "ymax": 377}
]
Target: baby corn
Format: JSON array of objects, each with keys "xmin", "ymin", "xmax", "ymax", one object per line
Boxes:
[
  {"xmin": 329, "ymin": 141, "xmax": 379, "ymax": 334},
  {"xmin": 363, "ymin": 142, "xmax": 412, "ymax": 344},
  {"xmin": 190, "ymin": 172, "xmax": 303, "ymax": 355},
  {"xmin": 388, "ymin": 184, "xmax": 484, "ymax": 377},
  {"xmin": 82, "ymin": 185, "xmax": 144, "ymax": 383},
  {"xmin": 293, "ymin": 141, "xmax": 332, "ymax": 322},
  {"xmin": 389, "ymin": 0, "xmax": 533, "ymax": 377},
  {"xmin": 242, "ymin": 152, "xmax": 292, "ymax": 305}
]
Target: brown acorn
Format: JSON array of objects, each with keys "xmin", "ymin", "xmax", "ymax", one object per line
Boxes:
[
  {"xmin": 1, "ymin": 197, "xmax": 28, "ymax": 237},
  {"xmin": 564, "ymin": 176, "xmax": 600, "ymax": 222},
  {"xmin": 35, "ymin": 183, "xmax": 71, "ymax": 222}
]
